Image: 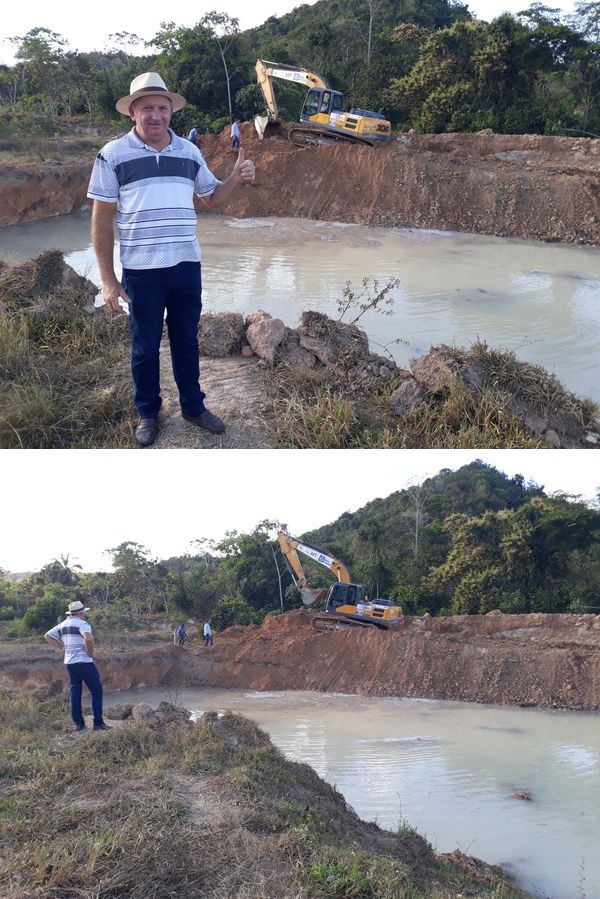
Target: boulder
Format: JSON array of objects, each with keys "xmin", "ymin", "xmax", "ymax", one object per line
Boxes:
[
  {"xmin": 199, "ymin": 311, "xmax": 245, "ymax": 357},
  {"xmin": 245, "ymin": 310, "xmax": 286, "ymax": 362}
]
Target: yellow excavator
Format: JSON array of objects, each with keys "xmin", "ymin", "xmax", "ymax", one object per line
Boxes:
[
  {"xmin": 276, "ymin": 531, "xmax": 402, "ymax": 632},
  {"xmin": 255, "ymin": 59, "xmax": 391, "ymax": 147}
]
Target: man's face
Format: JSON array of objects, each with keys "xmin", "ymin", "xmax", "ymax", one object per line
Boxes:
[{"xmin": 130, "ymin": 95, "xmax": 173, "ymax": 147}]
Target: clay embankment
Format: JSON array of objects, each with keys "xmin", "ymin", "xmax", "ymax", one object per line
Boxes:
[
  {"xmin": 1, "ymin": 127, "xmax": 599, "ymax": 247},
  {"xmin": 4, "ymin": 610, "xmax": 600, "ymax": 711}
]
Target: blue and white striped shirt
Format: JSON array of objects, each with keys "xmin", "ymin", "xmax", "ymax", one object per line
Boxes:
[
  {"xmin": 45, "ymin": 615, "xmax": 94, "ymax": 665},
  {"xmin": 87, "ymin": 127, "xmax": 221, "ymax": 270}
]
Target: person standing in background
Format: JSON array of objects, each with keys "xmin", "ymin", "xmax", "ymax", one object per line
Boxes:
[
  {"xmin": 203, "ymin": 619, "xmax": 213, "ymax": 647},
  {"xmin": 231, "ymin": 118, "xmax": 241, "ymax": 149},
  {"xmin": 44, "ymin": 600, "xmax": 110, "ymax": 732}
]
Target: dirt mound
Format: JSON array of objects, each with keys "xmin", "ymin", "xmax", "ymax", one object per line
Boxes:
[
  {"xmin": 1, "ymin": 123, "xmax": 599, "ymax": 246},
  {"xmin": 4, "ymin": 610, "xmax": 600, "ymax": 711}
]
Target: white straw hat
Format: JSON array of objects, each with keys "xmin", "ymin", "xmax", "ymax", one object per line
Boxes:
[
  {"xmin": 67, "ymin": 600, "xmax": 90, "ymax": 614},
  {"xmin": 116, "ymin": 72, "xmax": 186, "ymax": 115}
]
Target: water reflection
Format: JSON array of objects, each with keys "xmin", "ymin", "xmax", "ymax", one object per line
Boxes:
[
  {"xmin": 105, "ymin": 686, "xmax": 600, "ymax": 899},
  {"xmin": 1, "ymin": 212, "xmax": 599, "ymax": 402}
]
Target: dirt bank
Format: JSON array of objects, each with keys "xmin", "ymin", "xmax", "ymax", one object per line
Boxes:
[
  {"xmin": 4, "ymin": 610, "xmax": 600, "ymax": 711},
  {"xmin": 1, "ymin": 126, "xmax": 599, "ymax": 246}
]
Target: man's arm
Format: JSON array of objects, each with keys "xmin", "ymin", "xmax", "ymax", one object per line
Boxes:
[
  {"xmin": 44, "ymin": 634, "xmax": 63, "ymax": 650},
  {"xmin": 202, "ymin": 148, "xmax": 255, "ymax": 210},
  {"xmin": 83, "ymin": 632, "xmax": 95, "ymax": 659},
  {"xmin": 91, "ymin": 199, "xmax": 130, "ymax": 315}
]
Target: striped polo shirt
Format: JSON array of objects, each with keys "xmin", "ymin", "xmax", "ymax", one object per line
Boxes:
[
  {"xmin": 87, "ymin": 127, "xmax": 221, "ymax": 270},
  {"xmin": 45, "ymin": 615, "xmax": 94, "ymax": 665}
]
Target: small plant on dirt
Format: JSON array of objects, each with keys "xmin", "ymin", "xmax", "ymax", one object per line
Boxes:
[{"xmin": 336, "ymin": 277, "xmax": 400, "ymax": 328}]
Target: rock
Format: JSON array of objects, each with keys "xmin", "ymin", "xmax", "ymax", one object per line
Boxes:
[
  {"xmin": 199, "ymin": 311, "xmax": 245, "ymax": 357},
  {"xmin": 391, "ymin": 378, "xmax": 428, "ymax": 415},
  {"xmin": 245, "ymin": 310, "xmax": 286, "ymax": 362},
  {"xmin": 106, "ymin": 703, "xmax": 134, "ymax": 720},
  {"xmin": 410, "ymin": 348, "xmax": 458, "ymax": 394},
  {"xmin": 240, "ymin": 345, "xmax": 254, "ymax": 358},
  {"xmin": 131, "ymin": 702, "xmax": 154, "ymax": 719}
]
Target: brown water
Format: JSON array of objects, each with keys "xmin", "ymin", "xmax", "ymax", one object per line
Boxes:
[
  {"xmin": 105, "ymin": 686, "xmax": 600, "ymax": 899},
  {"xmin": 1, "ymin": 212, "xmax": 599, "ymax": 403}
]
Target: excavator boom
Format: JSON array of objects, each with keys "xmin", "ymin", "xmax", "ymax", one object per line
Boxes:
[
  {"xmin": 255, "ymin": 58, "xmax": 391, "ymax": 145},
  {"xmin": 276, "ymin": 531, "xmax": 403, "ymax": 631},
  {"xmin": 277, "ymin": 532, "xmax": 351, "ymax": 605}
]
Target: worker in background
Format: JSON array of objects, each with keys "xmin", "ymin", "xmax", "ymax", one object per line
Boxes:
[
  {"xmin": 187, "ymin": 124, "xmax": 200, "ymax": 145},
  {"xmin": 177, "ymin": 623, "xmax": 187, "ymax": 646},
  {"xmin": 203, "ymin": 619, "xmax": 213, "ymax": 647},
  {"xmin": 231, "ymin": 118, "xmax": 241, "ymax": 149}
]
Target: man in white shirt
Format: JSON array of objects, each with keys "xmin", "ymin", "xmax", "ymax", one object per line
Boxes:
[
  {"xmin": 88, "ymin": 73, "xmax": 255, "ymax": 447},
  {"xmin": 44, "ymin": 600, "xmax": 109, "ymax": 732},
  {"xmin": 203, "ymin": 619, "xmax": 213, "ymax": 647}
]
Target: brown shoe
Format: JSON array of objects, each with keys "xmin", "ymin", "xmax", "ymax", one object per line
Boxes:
[
  {"xmin": 135, "ymin": 418, "xmax": 158, "ymax": 447},
  {"xmin": 182, "ymin": 409, "xmax": 225, "ymax": 434}
]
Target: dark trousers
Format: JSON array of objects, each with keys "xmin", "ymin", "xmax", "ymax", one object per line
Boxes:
[
  {"xmin": 231, "ymin": 137, "xmax": 240, "ymax": 149},
  {"xmin": 122, "ymin": 262, "xmax": 206, "ymax": 419},
  {"xmin": 66, "ymin": 661, "xmax": 104, "ymax": 727},
  {"xmin": 204, "ymin": 634, "xmax": 213, "ymax": 646}
]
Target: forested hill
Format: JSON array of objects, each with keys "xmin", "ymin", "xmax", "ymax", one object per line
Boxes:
[
  {"xmin": 301, "ymin": 460, "xmax": 600, "ymax": 615},
  {"xmin": 3, "ymin": 0, "xmax": 600, "ymax": 139}
]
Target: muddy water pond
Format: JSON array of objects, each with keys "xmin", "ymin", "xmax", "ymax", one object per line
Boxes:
[
  {"xmin": 1, "ymin": 211, "xmax": 599, "ymax": 403},
  {"xmin": 105, "ymin": 686, "xmax": 600, "ymax": 899}
]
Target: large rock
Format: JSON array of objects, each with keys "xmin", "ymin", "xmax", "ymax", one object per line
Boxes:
[
  {"xmin": 199, "ymin": 312, "xmax": 246, "ymax": 357},
  {"xmin": 245, "ymin": 310, "xmax": 286, "ymax": 362}
]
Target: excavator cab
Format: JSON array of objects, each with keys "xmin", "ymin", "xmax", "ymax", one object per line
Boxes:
[{"xmin": 301, "ymin": 88, "xmax": 344, "ymax": 122}]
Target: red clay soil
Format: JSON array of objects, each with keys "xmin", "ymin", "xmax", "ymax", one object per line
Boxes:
[
  {"xmin": 4, "ymin": 610, "xmax": 600, "ymax": 711},
  {"xmin": 1, "ymin": 124, "xmax": 599, "ymax": 247}
]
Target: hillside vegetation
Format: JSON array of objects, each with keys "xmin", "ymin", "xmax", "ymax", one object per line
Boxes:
[
  {"xmin": 2, "ymin": 0, "xmax": 600, "ymax": 141},
  {"xmin": 2, "ymin": 462, "xmax": 599, "ymax": 642}
]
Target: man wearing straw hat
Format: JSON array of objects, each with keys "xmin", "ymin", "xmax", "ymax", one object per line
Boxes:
[
  {"xmin": 88, "ymin": 72, "xmax": 256, "ymax": 447},
  {"xmin": 44, "ymin": 600, "xmax": 110, "ymax": 732}
]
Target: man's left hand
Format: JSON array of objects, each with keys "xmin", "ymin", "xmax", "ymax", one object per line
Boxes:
[{"xmin": 234, "ymin": 148, "xmax": 255, "ymax": 184}]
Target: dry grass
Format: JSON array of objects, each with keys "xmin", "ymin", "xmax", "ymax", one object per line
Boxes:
[
  {"xmin": 458, "ymin": 341, "xmax": 598, "ymax": 425},
  {"xmin": 0, "ymin": 256, "xmax": 135, "ymax": 448},
  {"xmin": 262, "ymin": 338, "xmax": 599, "ymax": 449}
]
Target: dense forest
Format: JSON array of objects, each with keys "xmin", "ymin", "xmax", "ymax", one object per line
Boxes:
[
  {"xmin": 2, "ymin": 0, "xmax": 600, "ymax": 136},
  {"xmin": 1, "ymin": 461, "xmax": 599, "ymax": 640}
]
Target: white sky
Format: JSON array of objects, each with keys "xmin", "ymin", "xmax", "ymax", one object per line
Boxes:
[
  {"xmin": 2, "ymin": 449, "xmax": 598, "ymax": 573},
  {"xmin": 0, "ymin": 0, "xmax": 575, "ymax": 67}
]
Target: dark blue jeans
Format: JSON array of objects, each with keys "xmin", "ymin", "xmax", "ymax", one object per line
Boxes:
[
  {"xmin": 122, "ymin": 262, "xmax": 206, "ymax": 419},
  {"xmin": 66, "ymin": 661, "xmax": 104, "ymax": 728}
]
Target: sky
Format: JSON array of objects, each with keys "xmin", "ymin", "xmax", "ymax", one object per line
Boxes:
[
  {"xmin": 0, "ymin": 0, "xmax": 576, "ymax": 67},
  {"xmin": 2, "ymin": 449, "xmax": 598, "ymax": 573}
]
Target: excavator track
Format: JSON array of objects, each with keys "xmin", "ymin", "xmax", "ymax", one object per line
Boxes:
[
  {"xmin": 311, "ymin": 614, "xmax": 387, "ymax": 633},
  {"xmin": 287, "ymin": 124, "xmax": 375, "ymax": 148}
]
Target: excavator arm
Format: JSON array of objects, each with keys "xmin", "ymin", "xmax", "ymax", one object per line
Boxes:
[
  {"xmin": 255, "ymin": 59, "xmax": 330, "ymax": 124},
  {"xmin": 276, "ymin": 531, "xmax": 350, "ymax": 605}
]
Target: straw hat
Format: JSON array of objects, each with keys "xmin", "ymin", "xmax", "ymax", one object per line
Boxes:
[
  {"xmin": 116, "ymin": 72, "xmax": 186, "ymax": 115},
  {"xmin": 67, "ymin": 600, "xmax": 90, "ymax": 615}
]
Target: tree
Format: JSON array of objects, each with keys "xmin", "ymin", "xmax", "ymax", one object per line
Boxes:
[
  {"xmin": 38, "ymin": 554, "xmax": 82, "ymax": 587},
  {"xmin": 200, "ymin": 12, "xmax": 240, "ymax": 122}
]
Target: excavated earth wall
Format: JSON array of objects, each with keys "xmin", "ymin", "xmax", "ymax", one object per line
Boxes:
[
  {"xmin": 1, "ymin": 126, "xmax": 599, "ymax": 247},
  {"xmin": 4, "ymin": 611, "xmax": 600, "ymax": 711}
]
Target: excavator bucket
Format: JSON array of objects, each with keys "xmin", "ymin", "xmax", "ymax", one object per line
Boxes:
[
  {"xmin": 254, "ymin": 115, "xmax": 269, "ymax": 139},
  {"xmin": 300, "ymin": 586, "xmax": 328, "ymax": 606}
]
